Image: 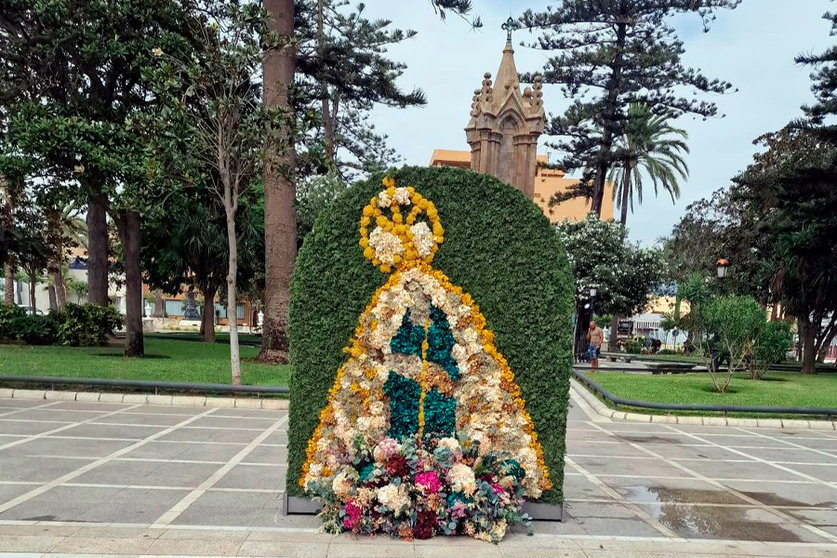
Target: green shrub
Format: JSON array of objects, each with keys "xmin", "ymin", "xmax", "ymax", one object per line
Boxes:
[
  {"xmin": 623, "ymin": 339, "xmax": 643, "ymax": 354},
  {"xmin": 750, "ymin": 320, "xmax": 793, "ymax": 380},
  {"xmin": 10, "ymin": 313, "xmax": 61, "ymax": 345},
  {"xmin": 57, "ymin": 304, "xmax": 123, "ymax": 346},
  {"xmin": 703, "ymin": 295, "xmax": 766, "ymax": 392},
  {"xmin": 0, "ymin": 303, "xmax": 26, "ymax": 340},
  {"xmin": 287, "ymin": 166, "xmax": 575, "ymax": 505},
  {"xmin": 657, "ymin": 348, "xmax": 677, "ymax": 355}
]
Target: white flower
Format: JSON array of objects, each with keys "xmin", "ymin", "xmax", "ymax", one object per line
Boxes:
[
  {"xmin": 152, "ymin": 47, "xmax": 163, "ymax": 57},
  {"xmin": 377, "ymin": 483, "xmax": 410, "ymax": 515},
  {"xmin": 410, "ymin": 221, "xmax": 435, "ymax": 258},
  {"xmin": 447, "ymin": 463, "xmax": 476, "ymax": 496},
  {"xmin": 73, "ymin": 164, "xmax": 85, "ymax": 174},
  {"xmin": 393, "ymin": 187, "xmax": 410, "ymax": 205},
  {"xmin": 368, "ymin": 226, "xmax": 405, "ymax": 265},
  {"xmin": 377, "ymin": 190, "xmax": 393, "ymax": 208}
]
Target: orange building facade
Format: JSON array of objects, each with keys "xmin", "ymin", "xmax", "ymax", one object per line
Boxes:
[{"xmin": 429, "ymin": 149, "xmax": 614, "ymax": 224}]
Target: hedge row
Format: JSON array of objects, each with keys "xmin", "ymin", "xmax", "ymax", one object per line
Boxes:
[
  {"xmin": 287, "ymin": 166, "xmax": 575, "ymax": 504},
  {"xmin": 0, "ymin": 303, "xmax": 123, "ymax": 346}
]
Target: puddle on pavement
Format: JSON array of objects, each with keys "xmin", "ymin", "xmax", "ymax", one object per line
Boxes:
[
  {"xmin": 741, "ymin": 491, "xmax": 836, "ymax": 509},
  {"xmin": 623, "ymin": 486, "xmax": 805, "ymax": 541}
]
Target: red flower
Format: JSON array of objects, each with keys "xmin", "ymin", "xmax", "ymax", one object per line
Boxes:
[
  {"xmin": 414, "ymin": 509, "xmax": 438, "ymax": 539},
  {"xmin": 386, "ymin": 454, "xmax": 410, "ymax": 477}
]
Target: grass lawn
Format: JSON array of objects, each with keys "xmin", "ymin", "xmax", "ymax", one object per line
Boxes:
[
  {"xmin": 146, "ymin": 332, "xmax": 263, "ymax": 345},
  {"xmin": 0, "ymin": 337, "xmax": 290, "ymax": 386},
  {"xmin": 583, "ymin": 371, "xmax": 837, "ymax": 409},
  {"xmin": 631, "ymin": 353, "xmax": 703, "ymax": 363}
]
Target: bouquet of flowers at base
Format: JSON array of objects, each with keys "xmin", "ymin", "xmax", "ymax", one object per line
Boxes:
[{"xmin": 304, "ymin": 435, "xmax": 534, "ymax": 543}]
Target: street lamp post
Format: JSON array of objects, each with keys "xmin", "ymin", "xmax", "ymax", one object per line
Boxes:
[{"xmin": 716, "ymin": 258, "xmax": 729, "ymax": 296}]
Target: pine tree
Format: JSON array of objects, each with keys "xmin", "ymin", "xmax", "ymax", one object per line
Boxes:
[
  {"xmin": 519, "ymin": 0, "xmax": 739, "ymax": 216},
  {"xmin": 798, "ymin": 9, "xmax": 837, "ymax": 124}
]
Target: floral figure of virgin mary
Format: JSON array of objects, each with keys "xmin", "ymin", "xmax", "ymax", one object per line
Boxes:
[{"xmin": 301, "ymin": 177, "xmax": 551, "ymax": 499}]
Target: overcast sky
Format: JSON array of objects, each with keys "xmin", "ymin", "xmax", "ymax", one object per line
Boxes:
[{"xmin": 357, "ymin": 0, "xmax": 833, "ymax": 246}]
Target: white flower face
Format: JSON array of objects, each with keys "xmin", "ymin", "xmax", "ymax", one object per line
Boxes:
[{"xmin": 368, "ymin": 227, "xmax": 405, "ymax": 265}]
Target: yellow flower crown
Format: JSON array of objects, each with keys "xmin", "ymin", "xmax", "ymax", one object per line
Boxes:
[{"xmin": 359, "ymin": 177, "xmax": 445, "ymax": 273}]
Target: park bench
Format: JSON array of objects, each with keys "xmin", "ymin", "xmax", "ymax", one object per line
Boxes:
[
  {"xmin": 643, "ymin": 361, "xmax": 697, "ymax": 375},
  {"xmin": 601, "ymin": 352, "xmax": 634, "ymax": 363}
]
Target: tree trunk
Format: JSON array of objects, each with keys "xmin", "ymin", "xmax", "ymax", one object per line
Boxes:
[
  {"xmin": 28, "ymin": 269, "xmax": 36, "ymax": 314},
  {"xmin": 116, "ymin": 210, "xmax": 144, "ymax": 358},
  {"xmin": 86, "ymin": 187, "xmax": 110, "ymax": 306},
  {"xmin": 48, "ymin": 283, "xmax": 57, "ymax": 311},
  {"xmin": 260, "ymin": 0, "xmax": 297, "ymax": 364},
  {"xmin": 53, "ymin": 268, "xmax": 66, "ymax": 310},
  {"xmin": 620, "ymin": 161, "xmax": 631, "ymax": 226},
  {"xmin": 3, "ymin": 176, "xmax": 15, "ymax": 306},
  {"xmin": 591, "ymin": 21, "xmax": 627, "ymax": 217},
  {"xmin": 800, "ymin": 318, "xmax": 817, "ymax": 374},
  {"xmin": 3, "ymin": 260, "xmax": 13, "ymax": 305},
  {"xmin": 153, "ymin": 289, "xmax": 164, "ymax": 317},
  {"xmin": 201, "ymin": 284, "xmax": 217, "ymax": 344},
  {"xmin": 225, "ymin": 205, "xmax": 241, "ymax": 385}
]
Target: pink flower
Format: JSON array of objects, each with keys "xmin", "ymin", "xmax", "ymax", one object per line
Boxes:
[
  {"xmin": 343, "ymin": 500, "xmax": 363, "ymax": 530},
  {"xmin": 449, "ymin": 499, "xmax": 468, "ymax": 519},
  {"xmin": 491, "ymin": 483, "xmax": 504, "ymax": 495},
  {"xmin": 414, "ymin": 471, "xmax": 442, "ymax": 493}
]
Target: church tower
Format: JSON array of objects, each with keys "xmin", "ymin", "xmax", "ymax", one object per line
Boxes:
[{"xmin": 465, "ymin": 20, "xmax": 545, "ymax": 199}]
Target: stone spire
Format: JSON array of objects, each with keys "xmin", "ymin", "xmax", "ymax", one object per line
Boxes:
[{"xmin": 465, "ymin": 22, "xmax": 545, "ymax": 199}]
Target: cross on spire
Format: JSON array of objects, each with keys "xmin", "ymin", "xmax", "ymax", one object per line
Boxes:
[{"xmin": 502, "ymin": 17, "xmax": 514, "ymax": 42}]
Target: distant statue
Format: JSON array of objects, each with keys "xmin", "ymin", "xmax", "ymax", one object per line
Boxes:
[{"xmin": 183, "ymin": 287, "xmax": 200, "ymax": 320}]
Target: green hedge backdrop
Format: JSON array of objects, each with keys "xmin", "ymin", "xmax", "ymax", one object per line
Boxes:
[{"xmin": 287, "ymin": 166, "xmax": 574, "ymax": 504}]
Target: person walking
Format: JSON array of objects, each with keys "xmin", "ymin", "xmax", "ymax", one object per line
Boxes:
[{"xmin": 587, "ymin": 321, "xmax": 604, "ymax": 372}]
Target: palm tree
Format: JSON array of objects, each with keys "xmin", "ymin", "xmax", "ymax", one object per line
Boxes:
[{"xmin": 608, "ymin": 103, "xmax": 690, "ymax": 226}]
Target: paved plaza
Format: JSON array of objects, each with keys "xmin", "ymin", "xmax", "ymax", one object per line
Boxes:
[{"xmin": 0, "ymin": 390, "xmax": 835, "ymax": 557}]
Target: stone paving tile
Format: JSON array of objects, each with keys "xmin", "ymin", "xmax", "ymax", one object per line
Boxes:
[
  {"xmin": 214, "ymin": 464, "xmax": 287, "ymax": 491},
  {"xmin": 685, "ymin": 460, "xmax": 814, "ymax": 482},
  {"xmin": 0, "ymin": 456, "xmax": 96, "ymax": 482},
  {"xmin": 145, "ymin": 536, "xmax": 245, "ymax": 556},
  {"xmin": 93, "ymin": 413, "xmax": 192, "ymax": 426},
  {"xmin": 731, "ymin": 446, "xmax": 832, "ymax": 463},
  {"xmin": 117, "ymin": 440, "xmax": 241, "ymax": 461},
  {"xmin": 4, "ymin": 409, "xmax": 103, "ymax": 422},
  {"xmin": 240, "ymin": 444, "xmax": 286, "ymax": 465},
  {"xmin": 328, "ymin": 540, "xmax": 416, "ymax": 558},
  {"xmin": 562, "ymin": 476, "xmax": 619, "ymax": 501},
  {"xmin": 261, "ymin": 431, "xmax": 289, "ymax": 446},
  {"xmin": 1, "ymin": 436, "xmax": 135, "ymax": 458},
  {"xmin": 49, "ymin": 536, "xmax": 157, "ymax": 554},
  {"xmin": 0, "ymin": 482, "xmax": 38, "ymax": 501},
  {"xmin": 187, "ymin": 416, "xmax": 276, "ymax": 430},
  {"xmin": 157, "ymin": 428, "xmax": 261, "ymax": 444},
  {"xmin": 784, "ymin": 507, "xmax": 837, "ymax": 526},
  {"xmin": 50, "ymin": 423, "xmax": 165, "ymax": 440},
  {"xmin": 69, "ymin": 459, "xmax": 162, "ymax": 486},
  {"xmin": 0, "ymin": 399, "xmax": 48, "ymax": 409},
  {"xmin": 238, "ymin": 539, "xmax": 330, "ymax": 558},
  {"xmin": 719, "ymin": 480, "xmax": 837, "ymax": 507},
  {"xmin": 249, "ymin": 508, "xmax": 322, "ymax": 529},
  {"xmin": 168, "ymin": 491, "xmax": 272, "ymax": 527},
  {"xmin": 0, "ymin": 421, "xmax": 65, "ymax": 436},
  {"xmin": 123, "ymin": 405, "xmax": 207, "ymax": 415},
  {"xmin": 48, "ymin": 401, "xmax": 133, "ymax": 411},
  {"xmin": 0, "ymin": 535, "xmax": 65, "ymax": 552},
  {"xmin": 566, "ymin": 501, "xmax": 638, "ymax": 519},
  {"xmin": 570, "ymin": 457, "xmax": 688, "ymax": 479}
]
